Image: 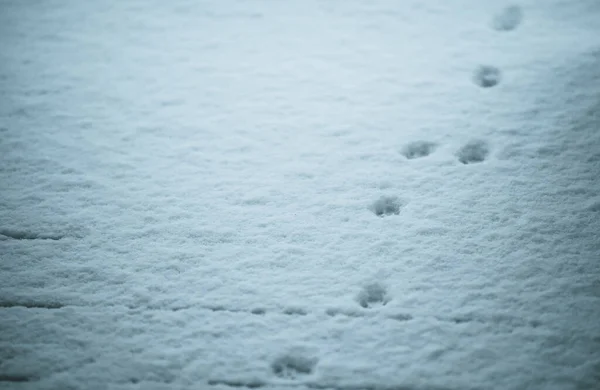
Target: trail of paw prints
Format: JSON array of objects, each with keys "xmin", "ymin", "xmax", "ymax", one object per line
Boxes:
[
  {"xmin": 398, "ymin": 139, "xmax": 491, "ymax": 164},
  {"xmin": 472, "ymin": 5, "xmax": 523, "ymax": 88}
]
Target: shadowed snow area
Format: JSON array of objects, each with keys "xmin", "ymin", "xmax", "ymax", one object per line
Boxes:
[
  {"xmin": 456, "ymin": 140, "xmax": 490, "ymax": 164},
  {"xmin": 1, "ymin": 0, "xmax": 599, "ymax": 389},
  {"xmin": 472, "ymin": 65, "xmax": 502, "ymax": 88}
]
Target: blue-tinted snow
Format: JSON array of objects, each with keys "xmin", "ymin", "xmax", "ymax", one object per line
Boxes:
[{"xmin": 1, "ymin": 0, "xmax": 599, "ymax": 389}]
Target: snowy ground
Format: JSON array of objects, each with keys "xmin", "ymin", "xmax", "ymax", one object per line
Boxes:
[{"xmin": 1, "ymin": 1, "xmax": 600, "ymax": 389}]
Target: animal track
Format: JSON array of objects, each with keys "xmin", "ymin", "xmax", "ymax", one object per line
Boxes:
[
  {"xmin": 456, "ymin": 140, "xmax": 489, "ymax": 164},
  {"xmin": 356, "ymin": 282, "xmax": 390, "ymax": 309},
  {"xmin": 473, "ymin": 65, "xmax": 501, "ymax": 88},
  {"xmin": 207, "ymin": 348, "xmax": 318, "ymax": 388},
  {"xmin": 271, "ymin": 348, "xmax": 318, "ymax": 379},
  {"xmin": 370, "ymin": 196, "xmax": 402, "ymax": 217},
  {"xmin": 400, "ymin": 141, "xmax": 437, "ymax": 159},
  {"xmin": 492, "ymin": 5, "xmax": 523, "ymax": 31}
]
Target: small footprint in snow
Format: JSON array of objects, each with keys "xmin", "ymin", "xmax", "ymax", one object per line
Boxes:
[
  {"xmin": 456, "ymin": 140, "xmax": 489, "ymax": 164},
  {"xmin": 401, "ymin": 141, "xmax": 438, "ymax": 159},
  {"xmin": 356, "ymin": 282, "xmax": 390, "ymax": 309},
  {"xmin": 370, "ymin": 196, "xmax": 403, "ymax": 217},
  {"xmin": 492, "ymin": 5, "xmax": 523, "ymax": 32},
  {"xmin": 473, "ymin": 65, "xmax": 501, "ymax": 88},
  {"xmin": 271, "ymin": 348, "xmax": 318, "ymax": 379}
]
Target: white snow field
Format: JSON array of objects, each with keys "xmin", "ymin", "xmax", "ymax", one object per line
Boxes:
[{"xmin": 1, "ymin": 0, "xmax": 599, "ymax": 389}]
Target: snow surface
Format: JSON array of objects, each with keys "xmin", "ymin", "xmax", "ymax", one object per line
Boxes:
[{"xmin": 1, "ymin": 0, "xmax": 600, "ymax": 389}]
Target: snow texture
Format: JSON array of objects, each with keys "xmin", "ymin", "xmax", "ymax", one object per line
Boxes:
[{"xmin": 1, "ymin": 0, "xmax": 600, "ymax": 389}]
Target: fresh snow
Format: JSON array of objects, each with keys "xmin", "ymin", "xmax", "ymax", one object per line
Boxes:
[{"xmin": 1, "ymin": 0, "xmax": 599, "ymax": 389}]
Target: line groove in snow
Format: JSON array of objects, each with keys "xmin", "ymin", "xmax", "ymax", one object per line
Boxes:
[
  {"xmin": 0, "ymin": 228, "xmax": 64, "ymax": 241},
  {"xmin": 0, "ymin": 300, "xmax": 64, "ymax": 309},
  {"xmin": 0, "ymin": 375, "xmax": 34, "ymax": 383}
]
